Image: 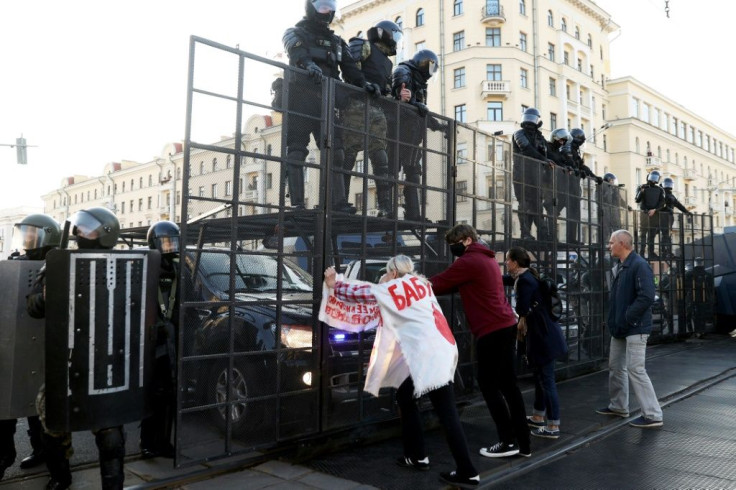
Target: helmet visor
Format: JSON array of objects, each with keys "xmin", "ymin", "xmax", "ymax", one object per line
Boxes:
[
  {"xmin": 69, "ymin": 212, "xmax": 106, "ymax": 240},
  {"xmin": 521, "ymin": 113, "xmax": 540, "ymax": 126},
  {"xmin": 156, "ymin": 236, "xmax": 180, "ymax": 254},
  {"xmin": 312, "ymin": 0, "xmax": 336, "ymax": 14},
  {"xmin": 11, "ymin": 224, "xmax": 46, "ymax": 252}
]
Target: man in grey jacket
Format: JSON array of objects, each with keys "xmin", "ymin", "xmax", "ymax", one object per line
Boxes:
[{"xmin": 596, "ymin": 229, "xmax": 663, "ymax": 428}]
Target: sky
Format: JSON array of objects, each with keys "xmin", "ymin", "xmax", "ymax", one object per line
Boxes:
[{"xmin": 1, "ymin": 0, "xmax": 734, "ymax": 210}]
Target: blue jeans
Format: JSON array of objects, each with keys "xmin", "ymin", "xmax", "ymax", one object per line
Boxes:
[
  {"xmin": 532, "ymin": 360, "xmax": 560, "ymax": 425},
  {"xmin": 608, "ymin": 334, "xmax": 663, "ymax": 421}
]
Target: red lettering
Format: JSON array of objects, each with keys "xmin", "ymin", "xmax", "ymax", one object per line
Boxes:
[
  {"xmin": 403, "ymin": 280, "xmax": 419, "ymax": 308},
  {"xmin": 388, "ymin": 284, "xmax": 407, "ymax": 310},
  {"xmin": 410, "ymin": 277, "xmax": 427, "ymax": 299}
]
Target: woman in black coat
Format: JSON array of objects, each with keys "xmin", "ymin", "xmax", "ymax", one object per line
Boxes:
[{"xmin": 503, "ymin": 247, "xmax": 565, "ymax": 439}]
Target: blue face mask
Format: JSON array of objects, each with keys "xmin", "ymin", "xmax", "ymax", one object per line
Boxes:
[{"xmin": 450, "ymin": 242, "xmax": 466, "ymax": 257}]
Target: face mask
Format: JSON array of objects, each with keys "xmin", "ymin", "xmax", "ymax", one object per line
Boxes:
[{"xmin": 450, "ymin": 242, "xmax": 466, "ymax": 257}]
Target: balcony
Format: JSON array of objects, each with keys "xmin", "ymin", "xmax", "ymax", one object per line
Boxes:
[
  {"xmin": 645, "ymin": 156, "xmax": 662, "ymax": 170},
  {"xmin": 682, "ymin": 168, "xmax": 696, "ymax": 180},
  {"xmin": 242, "ymin": 190, "xmax": 257, "ymax": 201},
  {"xmin": 725, "ymin": 205, "xmax": 733, "ymax": 216},
  {"xmin": 481, "ymin": 4, "xmax": 505, "ymax": 25},
  {"xmin": 480, "ymin": 80, "xmax": 511, "ymax": 98},
  {"xmin": 684, "ymin": 196, "xmax": 697, "ymax": 207}
]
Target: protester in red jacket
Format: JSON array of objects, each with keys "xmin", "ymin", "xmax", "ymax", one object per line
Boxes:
[{"xmin": 430, "ymin": 224, "xmax": 531, "ymax": 459}]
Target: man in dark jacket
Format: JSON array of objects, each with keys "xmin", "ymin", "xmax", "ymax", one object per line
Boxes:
[
  {"xmin": 659, "ymin": 177, "xmax": 692, "ymax": 257},
  {"xmin": 596, "ymin": 229, "xmax": 663, "ymax": 428},
  {"xmin": 430, "ymin": 224, "xmax": 530, "ymax": 458},
  {"xmin": 634, "ymin": 171, "xmax": 666, "ymax": 258}
]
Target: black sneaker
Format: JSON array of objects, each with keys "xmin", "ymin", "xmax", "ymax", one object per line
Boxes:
[
  {"xmin": 439, "ymin": 471, "xmax": 480, "ymax": 488},
  {"xmin": 479, "ymin": 442, "xmax": 519, "ymax": 458},
  {"xmin": 595, "ymin": 407, "xmax": 629, "ymax": 418},
  {"xmin": 526, "ymin": 416, "xmax": 545, "ymax": 429},
  {"xmin": 396, "ymin": 455, "xmax": 430, "ymax": 471},
  {"xmin": 629, "ymin": 416, "xmax": 663, "ymax": 428}
]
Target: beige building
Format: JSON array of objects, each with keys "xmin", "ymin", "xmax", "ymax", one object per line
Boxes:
[{"xmin": 36, "ymin": 0, "xmax": 736, "ymax": 234}]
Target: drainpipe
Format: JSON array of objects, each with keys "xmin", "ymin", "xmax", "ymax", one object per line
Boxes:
[
  {"xmin": 439, "ymin": 0, "xmax": 446, "ymax": 116},
  {"xmin": 532, "ymin": 0, "xmax": 540, "ymax": 109}
]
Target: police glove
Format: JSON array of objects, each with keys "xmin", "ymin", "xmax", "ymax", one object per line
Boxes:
[
  {"xmin": 413, "ymin": 101, "xmax": 429, "ymax": 117},
  {"xmin": 364, "ymin": 82, "xmax": 381, "ymax": 98},
  {"xmin": 303, "ymin": 62, "xmax": 323, "ymax": 84},
  {"xmin": 595, "ymin": 176, "xmax": 604, "ymax": 185}
]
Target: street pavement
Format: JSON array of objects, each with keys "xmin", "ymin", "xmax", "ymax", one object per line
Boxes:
[{"xmin": 1, "ymin": 335, "xmax": 734, "ymax": 489}]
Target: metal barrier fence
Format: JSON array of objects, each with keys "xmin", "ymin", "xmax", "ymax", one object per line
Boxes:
[{"xmin": 174, "ymin": 36, "xmax": 713, "ymax": 466}]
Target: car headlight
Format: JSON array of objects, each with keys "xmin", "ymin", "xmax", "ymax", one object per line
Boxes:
[{"xmin": 280, "ymin": 324, "xmax": 313, "ymax": 348}]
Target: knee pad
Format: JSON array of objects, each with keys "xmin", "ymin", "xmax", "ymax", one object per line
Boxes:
[
  {"xmin": 368, "ymin": 149, "xmax": 389, "ymax": 175},
  {"xmin": 95, "ymin": 427, "xmax": 126, "ymax": 458}
]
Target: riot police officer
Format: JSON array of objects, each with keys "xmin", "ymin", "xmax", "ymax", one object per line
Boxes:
[
  {"xmin": 28, "ymin": 207, "xmax": 126, "ymax": 490},
  {"xmin": 342, "ymin": 20, "xmax": 403, "ymax": 218},
  {"xmin": 634, "ymin": 171, "xmax": 666, "ymax": 259},
  {"xmin": 0, "ymin": 214, "xmax": 60, "ymax": 480},
  {"xmin": 659, "ymin": 177, "xmax": 692, "ymax": 257},
  {"xmin": 391, "ymin": 49, "xmax": 441, "ymax": 221},
  {"xmin": 543, "ymin": 128, "xmax": 574, "ymax": 242},
  {"xmin": 139, "ymin": 221, "xmax": 180, "ymax": 459},
  {"xmin": 282, "ymin": 0, "xmax": 369, "ymax": 213},
  {"xmin": 568, "ymin": 128, "xmax": 603, "ymax": 244},
  {"xmin": 512, "ymin": 107, "xmax": 551, "ymax": 240},
  {"xmin": 597, "ymin": 172, "xmax": 629, "ymax": 243}
]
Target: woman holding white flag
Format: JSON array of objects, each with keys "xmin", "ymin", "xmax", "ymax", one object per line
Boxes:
[{"xmin": 321, "ymin": 255, "xmax": 479, "ymax": 489}]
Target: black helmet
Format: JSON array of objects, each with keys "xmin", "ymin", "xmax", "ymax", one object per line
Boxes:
[
  {"xmin": 663, "ymin": 177, "xmax": 674, "ymax": 190},
  {"xmin": 647, "ymin": 170, "xmax": 661, "ymax": 184},
  {"xmin": 305, "ymin": 0, "xmax": 336, "ymax": 25},
  {"xmin": 603, "ymin": 172, "xmax": 617, "ymax": 185},
  {"xmin": 550, "ymin": 128, "xmax": 571, "ymax": 144},
  {"xmin": 68, "ymin": 206, "xmax": 120, "ymax": 249},
  {"xmin": 367, "ymin": 20, "xmax": 402, "ymax": 56},
  {"xmin": 11, "ymin": 213, "xmax": 61, "ymax": 260},
  {"xmin": 570, "ymin": 128, "xmax": 586, "ymax": 145},
  {"xmin": 521, "ymin": 107, "xmax": 542, "ymax": 129},
  {"xmin": 147, "ymin": 220, "xmax": 181, "ymax": 255},
  {"xmin": 411, "ymin": 49, "xmax": 439, "ymax": 79}
]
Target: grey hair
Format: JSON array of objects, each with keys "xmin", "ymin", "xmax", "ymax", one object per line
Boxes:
[
  {"xmin": 611, "ymin": 229, "xmax": 633, "ymax": 249},
  {"xmin": 386, "ymin": 255, "xmax": 414, "ymax": 277}
]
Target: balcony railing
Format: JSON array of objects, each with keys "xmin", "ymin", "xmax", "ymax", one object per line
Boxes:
[
  {"xmin": 481, "ymin": 4, "xmax": 505, "ymax": 24},
  {"xmin": 645, "ymin": 156, "xmax": 662, "ymax": 169},
  {"xmin": 682, "ymin": 168, "xmax": 696, "ymax": 180},
  {"xmin": 684, "ymin": 196, "xmax": 697, "ymax": 207},
  {"xmin": 480, "ymin": 80, "xmax": 511, "ymax": 98}
]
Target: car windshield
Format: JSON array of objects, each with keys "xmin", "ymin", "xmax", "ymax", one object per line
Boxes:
[{"xmin": 197, "ymin": 252, "xmax": 313, "ymax": 293}]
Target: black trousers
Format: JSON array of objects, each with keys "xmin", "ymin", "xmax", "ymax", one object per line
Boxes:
[
  {"xmin": 476, "ymin": 326, "xmax": 530, "ymax": 451},
  {"xmin": 396, "ymin": 378, "xmax": 477, "ymax": 477}
]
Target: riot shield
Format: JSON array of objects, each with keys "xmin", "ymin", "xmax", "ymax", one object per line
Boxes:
[
  {"xmin": 44, "ymin": 249, "xmax": 160, "ymax": 432},
  {"xmin": 0, "ymin": 259, "xmax": 46, "ymax": 419}
]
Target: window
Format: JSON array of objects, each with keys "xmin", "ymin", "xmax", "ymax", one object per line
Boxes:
[
  {"xmin": 212, "ymin": 158, "xmax": 218, "ymax": 172},
  {"xmin": 139, "ymin": 177, "xmax": 143, "ymax": 188},
  {"xmin": 457, "ymin": 143, "xmax": 468, "ymax": 164},
  {"xmin": 198, "ymin": 186, "xmax": 205, "ymax": 197},
  {"xmin": 453, "ymin": 67, "xmax": 466, "ymax": 88},
  {"xmin": 587, "ymin": 34, "xmax": 592, "ymax": 47},
  {"xmin": 486, "ymin": 0, "xmax": 500, "ymax": 15},
  {"xmin": 548, "ymin": 43, "xmax": 555, "ymax": 61},
  {"xmin": 454, "ymin": 0, "xmax": 463, "ymax": 16},
  {"xmin": 487, "ymin": 102, "xmax": 503, "ymax": 121},
  {"xmin": 550, "ymin": 113, "xmax": 557, "ymax": 130},
  {"xmin": 520, "ymin": 68, "xmax": 528, "ymax": 88},
  {"xmin": 563, "ymin": 51, "xmax": 569, "ymax": 65},
  {"xmin": 130, "ymin": 200, "xmax": 133, "ymax": 212},
  {"xmin": 549, "ymin": 77, "xmax": 557, "ymax": 96},
  {"xmin": 519, "ymin": 32, "xmax": 527, "ymax": 51},
  {"xmin": 211, "ymin": 184, "xmax": 218, "ymax": 198},
  {"xmin": 547, "ymin": 10, "xmax": 554, "ymax": 27},
  {"xmin": 630, "ymin": 97, "xmax": 639, "ymax": 118},
  {"xmin": 226, "ymin": 155, "xmax": 232, "ymax": 168},
  {"xmin": 519, "ymin": 0, "xmax": 526, "ymax": 15},
  {"xmin": 575, "ymin": 26, "xmax": 580, "ymax": 39},
  {"xmin": 225, "ymin": 180, "xmax": 232, "ymax": 196},
  {"xmin": 138, "ymin": 198, "xmax": 143, "ymax": 211},
  {"xmin": 454, "ymin": 104, "xmax": 467, "ymax": 123},
  {"xmin": 590, "ymin": 65, "xmax": 594, "ymax": 79},
  {"xmin": 577, "ymin": 58, "xmax": 582, "ymax": 71},
  {"xmin": 485, "ymin": 28, "xmax": 500, "ymax": 47},
  {"xmin": 561, "ymin": 17, "xmax": 567, "ymax": 32},
  {"xmin": 355, "ymin": 193, "xmax": 363, "ymax": 213},
  {"xmin": 147, "ymin": 196, "xmax": 152, "ymax": 209},
  {"xmin": 395, "ymin": 16, "xmax": 403, "ymax": 30},
  {"xmin": 456, "ymin": 181, "xmax": 468, "ymax": 202},
  {"xmin": 267, "ymin": 173, "xmax": 273, "ymax": 189},
  {"xmin": 453, "ymin": 31, "xmax": 465, "ymax": 51},
  {"xmin": 148, "ymin": 175, "xmax": 152, "ymax": 186},
  {"xmin": 199, "ymin": 161, "xmax": 205, "ymax": 174},
  {"xmin": 641, "ymin": 103, "xmax": 650, "ymax": 123},
  {"xmin": 122, "ymin": 181, "xmax": 125, "ymax": 192},
  {"xmin": 416, "ymin": 8, "xmax": 424, "ymax": 26},
  {"xmin": 415, "ymin": 41, "xmax": 426, "ymax": 51},
  {"xmin": 130, "ymin": 179, "xmax": 134, "ymax": 190},
  {"xmin": 486, "ymin": 64, "xmax": 502, "ymax": 81}
]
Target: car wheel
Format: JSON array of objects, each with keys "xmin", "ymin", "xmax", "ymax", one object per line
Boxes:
[{"xmin": 208, "ymin": 361, "xmax": 253, "ymax": 433}]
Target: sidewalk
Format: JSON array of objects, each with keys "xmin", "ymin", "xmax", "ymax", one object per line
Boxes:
[{"xmin": 3, "ymin": 335, "xmax": 734, "ymax": 489}]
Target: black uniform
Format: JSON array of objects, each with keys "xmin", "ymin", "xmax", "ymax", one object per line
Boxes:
[
  {"xmin": 542, "ymin": 139, "xmax": 573, "ymax": 242},
  {"xmin": 597, "ymin": 183, "xmax": 628, "ymax": 243},
  {"xmin": 391, "ymin": 60, "xmax": 442, "ymax": 221},
  {"xmin": 282, "ymin": 18, "xmax": 365, "ymax": 211},
  {"xmin": 512, "ymin": 126, "xmax": 548, "ymax": 240},
  {"xmin": 139, "ymin": 257, "xmax": 179, "ymax": 458},
  {"xmin": 342, "ymin": 36, "xmax": 394, "ymax": 216},
  {"xmin": 635, "ymin": 182, "xmax": 666, "ymax": 257},
  {"xmin": 659, "ymin": 189, "xmax": 692, "ymax": 256}
]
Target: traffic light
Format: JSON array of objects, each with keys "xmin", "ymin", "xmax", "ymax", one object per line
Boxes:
[{"xmin": 16, "ymin": 137, "xmax": 27, "ymax": 165}]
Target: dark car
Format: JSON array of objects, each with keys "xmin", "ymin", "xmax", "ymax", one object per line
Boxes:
[{"xmin": 181, "ymin": 249, "xmax": 376, "ymax": 435}]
